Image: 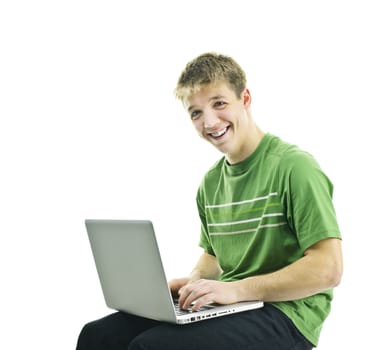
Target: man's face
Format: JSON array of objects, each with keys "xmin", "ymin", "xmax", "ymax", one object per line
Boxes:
[{"xmin": 184, "ymin": 82, "xmax": 252, "ymax": 163}]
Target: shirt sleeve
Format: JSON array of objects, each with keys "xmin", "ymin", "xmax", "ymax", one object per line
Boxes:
[{"xmin": 280, "ymin": 151, "xmax": 342, "ymax": 251}]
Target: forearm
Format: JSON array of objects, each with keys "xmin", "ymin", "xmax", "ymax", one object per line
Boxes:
[
  {"xmin": 234, "ymin": 260, "xmax": 330, "ymax": 302},
  {"xmin": 189, "ymin": 251, "xmax": 222, "ymax": 282},
  {"xmin": 169, "ymin": 252, "xmax": 222, "ymax": 298},
  {"xmin": 234, "ymin": 239, "xmax": 343, "ymax": 302}
]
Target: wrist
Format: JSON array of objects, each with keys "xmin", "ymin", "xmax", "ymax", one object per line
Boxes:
[
  {"xmin": 188, "ymin": 269, "xmax": 202, "ymax": 282},
  {"xmin": 233, "ymin": 277, "xmax": 262, "ymax": 302}
]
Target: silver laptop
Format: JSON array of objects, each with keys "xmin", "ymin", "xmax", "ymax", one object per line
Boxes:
[{"xmin": 85, "ymin": 219, "xmax": 263, "ymax": 324}]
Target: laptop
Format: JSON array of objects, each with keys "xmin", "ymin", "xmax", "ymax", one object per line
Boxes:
[{"xmin": 85, "ymin": 219, "xmax": 264, "ymax": 324}]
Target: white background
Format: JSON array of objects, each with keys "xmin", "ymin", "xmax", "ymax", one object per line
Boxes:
[{"xmin": 1, "ymin": 0, "xmax": 371, "ymax": 348}]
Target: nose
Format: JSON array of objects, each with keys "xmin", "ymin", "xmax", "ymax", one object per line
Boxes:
[{"xmin": 203, "ymin": 111, "xmax": 219, "ymax": 129}]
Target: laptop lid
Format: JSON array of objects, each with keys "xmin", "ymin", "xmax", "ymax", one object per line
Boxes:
[{"xmin": 86, "ymin": 219, "xmax": 178, "ymax": 323}]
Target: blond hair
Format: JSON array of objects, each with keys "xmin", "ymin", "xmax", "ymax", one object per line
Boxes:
[{"xmin": 175, "ymin": 52, "xmax": 247, "ymax": 101}]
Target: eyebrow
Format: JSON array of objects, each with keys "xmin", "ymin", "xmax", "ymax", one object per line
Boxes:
[{"xmin": 187, "ymin": 95, "xmax": 226, "ymax": 113}]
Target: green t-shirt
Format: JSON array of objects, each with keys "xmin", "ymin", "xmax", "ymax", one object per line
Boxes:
[{"xmin": 197, "ymin": 133, "xmax": 341, "ymax": 346}]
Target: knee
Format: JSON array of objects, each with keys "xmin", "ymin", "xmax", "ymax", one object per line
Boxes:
[
  {"xmin": 128, "ymin": 330, "xmax": 173, "ymax": 350},
  {"xmin": 76, "ymin": 320, "xmax": 102, "ymax": 350},
  {"xmin": 128, "ymin": 334, "xmax": 154, "ymax": 350},
  {"xmin": 128, "ymin": 337, "xmax": 145, "ymax": 350}
]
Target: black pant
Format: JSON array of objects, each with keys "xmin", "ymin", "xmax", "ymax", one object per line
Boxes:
[{"xmin": 76, "ymin": 304, "xmax": 313, "ymax": 350}]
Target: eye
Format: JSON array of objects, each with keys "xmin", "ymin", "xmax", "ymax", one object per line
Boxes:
[
  {"xmin": 190, "ymin": 110, "xmax": 201, "ymax": 120},
  {"xmin": 214, "ymin": 101, "xmax": 227, "ymax": 108}
]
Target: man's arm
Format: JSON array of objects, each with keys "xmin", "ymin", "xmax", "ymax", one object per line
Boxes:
[
  {"xmin": 189, "ymin": 251, "xmax": 222, "ymax": 281},
  {"xmin": 234, "ymin": 237, "xmax": 343, "ymax": 301},
  {"xmin": 168, "ymin": 251, "xmax": 222, "ymax": 297},
  {"xmin": 178, "ymin": 238, "xmax": 343, "ymax": 311}
]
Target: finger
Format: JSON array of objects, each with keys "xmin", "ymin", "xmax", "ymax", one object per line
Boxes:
[
  {"xmin": 177, "ymin": 286, "xmax": 190, "ymax": 308},
  {"xmin": 179, "ymin": 285, "xmax": 199, "ymax": 310},
  {"xmin": 178, "ymin": 285, "xmax": 185, "ymax": 295},
  {"xmin": 182, "ymin": 291, "xmax": 198, "ymax": 310},
  {"xmin": 178, "ymin": 280, "xmax": 198, "ymax": 306},
  {"xmin": 191, "ymin": 294, "xmax": 214, "ymax": 311},
  {"xmin": 181, "ymin": 284, "xmax": 209, "ymax": 310}
]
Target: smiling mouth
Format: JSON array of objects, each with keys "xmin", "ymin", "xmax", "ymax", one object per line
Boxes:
[{"xmin": 208, "ymin": 126, "xmax": 229, "ymax": 139}]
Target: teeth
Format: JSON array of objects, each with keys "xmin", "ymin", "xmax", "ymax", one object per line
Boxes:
[{"xmin": 211, "ymin": 128, "xmax": 227, "ymax": 137}]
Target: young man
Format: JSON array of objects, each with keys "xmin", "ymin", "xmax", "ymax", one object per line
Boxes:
[{"xmin": 76, "ymin": 53, "xmax": 343, "ymax": 349}]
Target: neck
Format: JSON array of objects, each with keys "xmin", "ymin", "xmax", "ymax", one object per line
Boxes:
[{"xmin": 226, "ymin": 125, "xmax": 265, "ymax": 165}]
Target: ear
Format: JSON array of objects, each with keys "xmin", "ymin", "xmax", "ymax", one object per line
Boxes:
[{"xmin": 242, "ymin": 88, "xmax": 252, "ymax": 107}]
